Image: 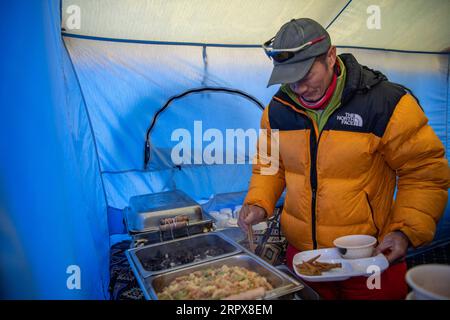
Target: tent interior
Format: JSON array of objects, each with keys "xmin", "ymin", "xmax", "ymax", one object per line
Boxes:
[{"xmin": 0, "ymin": 0, "xmax": 449, "ymax": 299}]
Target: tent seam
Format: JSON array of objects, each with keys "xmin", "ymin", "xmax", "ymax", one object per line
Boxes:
[
  {"xmin": 325, "ymin": 0, "xmax": 352, "ymax": 30},
  {"xmin": 61, "ymin": 33, "xmax": 450, "ymax": 55},
  {"xmin": 143, "ymin": 87, "xmax": 265, "ymax": 169},
  {"xmin": 60, "ymin": 0, "xmax": 109, "ymax": 300},
  {"xmin": 101, "ymin": 162, "xmax": 254, "ymax": 175},
  {"xmin": 62, "ymin": 39, "xmax": 110, "ymax": 300},
  {"xmin": 61, "ymin": 40, "xmax": 109, "ymax": 210},
  {"xmin": 60, "ymin": 40, "xmax": 110, "ymax": 239},
  {"xmin": 336, "ymin": 46, "xmax": 450, "ymax": 56},
  {"xmin": 62, "ymin": 33, "xmax": 260, "ymax": 48},
  {"xmin": 61, "ymin": 40, "xmax": 108, "ymax": 204}
]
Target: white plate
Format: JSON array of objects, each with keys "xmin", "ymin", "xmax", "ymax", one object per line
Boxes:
[{"xmin": 292, "ymin": 248, "xmax": 389, "ymax": 282}]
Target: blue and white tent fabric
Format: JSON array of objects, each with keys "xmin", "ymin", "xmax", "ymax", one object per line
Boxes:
[{"xmin": 0, "ymin": 0, "xmax": 449, "ymax": 299}]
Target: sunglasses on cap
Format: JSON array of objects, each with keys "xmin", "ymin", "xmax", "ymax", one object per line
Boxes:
[{"xmin": 262, "ymin": 35, "xmax": 326, "ymax": 63}]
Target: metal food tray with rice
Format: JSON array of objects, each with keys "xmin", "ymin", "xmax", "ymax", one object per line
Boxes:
[
  {"xmin": 275, "ymin": 265, "xmax": 320, "ymax": 300},
  {"xmin": 135, "ymin": 253, "xmax": 304, "ymax": 300},
  {"xmin": 127, "ymin": 232, "xmax": 243, "ymax": 278}
]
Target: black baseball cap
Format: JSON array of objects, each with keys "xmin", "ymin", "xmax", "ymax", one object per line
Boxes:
[{"xmin": 265, "ymin": 18, "xmax": 331, "ymax": 87}]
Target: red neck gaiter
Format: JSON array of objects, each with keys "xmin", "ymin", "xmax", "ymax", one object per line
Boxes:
[{"xmin": 297, "ymin": 63, "xmax": 339, "ymax": 110}]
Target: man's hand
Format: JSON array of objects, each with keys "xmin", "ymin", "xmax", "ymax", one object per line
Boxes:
[
  {"xmin": 374, "ymin": 231, "xmax": 410, "ymax": 264},
  {"xmin": 237, "ymin": 204, "xmax": 267, "ymax": 232}
]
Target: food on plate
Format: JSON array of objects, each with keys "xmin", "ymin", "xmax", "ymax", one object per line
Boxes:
[
  {"xmin": 157, "ymin": 265, "xmax": 273, "ymax": 300},
  {"xmin": 295, "ymin": 254, "xmax": 342, "ymax": 276}
]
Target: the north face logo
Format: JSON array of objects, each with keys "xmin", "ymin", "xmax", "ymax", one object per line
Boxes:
[{"xmin": 336, "ymin": 113, "xmax": 363, "ymax": 127}]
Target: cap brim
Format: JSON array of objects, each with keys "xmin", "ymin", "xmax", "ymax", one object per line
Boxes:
[{"xmin": 267, "ymin": 56, "xmax": 315, "ymax": 87}]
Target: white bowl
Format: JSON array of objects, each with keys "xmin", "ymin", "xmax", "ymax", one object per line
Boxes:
[
  {"xmin": 406, "ymin": 264, "xmax": 450, "ymax": 300},
  {"xmin": 333, "ymin": 235, "xmax": 377, "ymax": 259}
]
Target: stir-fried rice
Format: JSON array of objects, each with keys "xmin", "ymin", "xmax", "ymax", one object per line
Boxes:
[{"xmin": 158, "ymin": 265, "xmax": 273, "ymax": 300}]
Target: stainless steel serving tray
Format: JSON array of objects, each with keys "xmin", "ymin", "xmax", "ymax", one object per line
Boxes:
[
  {"xmin": 127, "ymin": 232, "xmax": 242, "ymax": 278},
  {"xmin": 130, "ymin": 220, "xmax": 214, "ymax": 248},
  {"xmin": 275, "ymin": 265, "xmax": 320, "ymax": 300},
  {"xmin": 141, "ymin": 253, "xmax": 303, "ymax": 300},
  {"xmin": 124, "ymin": 190, "xmax": 205, "ymax": 234}
]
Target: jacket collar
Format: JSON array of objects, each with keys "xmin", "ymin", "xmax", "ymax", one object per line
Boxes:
[{"xmin": 339, "ymin": 53, "xmax": 388, "ymax": 104}]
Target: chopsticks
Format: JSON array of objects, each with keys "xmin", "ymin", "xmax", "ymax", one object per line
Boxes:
[{"xmin": 248, "ymin": 225, "xmax": 256, "ymax": 253}]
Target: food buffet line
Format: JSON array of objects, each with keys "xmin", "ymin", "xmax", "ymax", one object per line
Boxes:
[{"xmin": 123, "ymin": 190, "xmax": 319, "ymax": 300}]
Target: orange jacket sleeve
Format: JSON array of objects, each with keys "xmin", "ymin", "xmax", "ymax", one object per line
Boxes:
[
  {"xmin": 379, "ymin": 94, "xmax": 450, "ymax": 247},
  {"xmin": 244, "ymin": 106, "xmax": 285, "ymax": 218}
]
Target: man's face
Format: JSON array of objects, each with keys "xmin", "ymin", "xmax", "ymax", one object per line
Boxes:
[{"xmin": 289, "ymin": 47, "xmax": 336, "ymax": 101}]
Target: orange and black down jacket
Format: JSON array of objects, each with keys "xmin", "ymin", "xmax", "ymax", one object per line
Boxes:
[{"xmin": 245, "ymin": 53, "xmax": 449, "ymax": 251}]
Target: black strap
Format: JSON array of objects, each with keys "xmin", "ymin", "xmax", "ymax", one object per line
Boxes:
[{"xmin": 144, "ymin": 87, "xmax": 265, "ymax": 169}]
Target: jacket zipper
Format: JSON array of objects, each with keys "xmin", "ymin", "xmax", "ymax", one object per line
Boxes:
[
  {"xmin": 310, "ymin": 124, "xmax": 326, "ymax": 249},
  {"xmin": 274, "ymin": 96, "xmax": 321, "ymax": 249},
  {"xmin": 273, "ymin": 96, "xmax": 342, "ymax": 250},
  {"xmin": 309, "ymin": 125, "xmax": 319, "ymax": 249},
  {"xmin": 309, "ymin": 104, "xmax": 343, "ymax": 249}
]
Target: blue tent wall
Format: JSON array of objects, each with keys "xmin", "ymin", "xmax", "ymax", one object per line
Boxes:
[
  {"xmin": 64, "ymin": 36, "xmax": 450, "ymax": 245},
  {"xmin": 0, "ymin": 1, "xmax": 109, "ymax": 299},
  {"xmin": 62, "ymin": 39, "xmax": 276, "ymax": 210},
  {"xmin": 0, "ymin": 0, "xmax": 448, "ymax": 300}
]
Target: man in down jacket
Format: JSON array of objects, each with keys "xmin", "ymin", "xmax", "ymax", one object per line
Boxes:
[{"xmin": 238, "ymin": 18, "xmax": 449, "ymax": 299}]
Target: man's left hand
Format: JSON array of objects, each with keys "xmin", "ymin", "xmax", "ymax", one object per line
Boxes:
[{"xmin": 374, "ymin": 231, "xmax": 410, "ymax": 264}]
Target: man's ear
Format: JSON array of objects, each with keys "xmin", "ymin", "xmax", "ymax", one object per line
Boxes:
[{"xmin": 327, "ymin": 46, "xmax": 337, "ymax": 68}]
